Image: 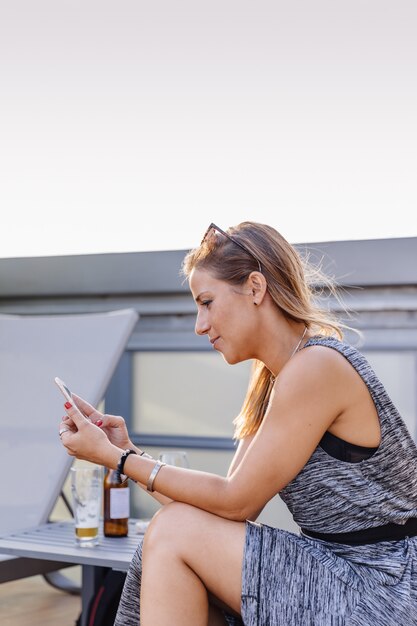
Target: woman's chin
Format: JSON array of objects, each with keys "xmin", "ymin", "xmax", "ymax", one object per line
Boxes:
[{"xmin": 221, "ymin": 352, "xmax": 243, "ymax": 366}]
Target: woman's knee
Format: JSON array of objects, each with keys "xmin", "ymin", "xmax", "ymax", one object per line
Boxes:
[
  {"xmin": 143, "ymin": 502, "xmax": 206, "ymax": 555},
  {"xmin": 142, "ymin": 503, "xmax": 245, "ymax": 616}
]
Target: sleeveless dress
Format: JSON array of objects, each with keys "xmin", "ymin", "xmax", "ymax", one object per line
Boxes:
[{"xmin": 114, "ymin": 336, "xmax": 417, "ymax": 625}]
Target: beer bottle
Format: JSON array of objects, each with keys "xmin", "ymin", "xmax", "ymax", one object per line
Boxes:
[{"xmin": 103, "ymin": 468, "xmax": 129, "ymax": 537}]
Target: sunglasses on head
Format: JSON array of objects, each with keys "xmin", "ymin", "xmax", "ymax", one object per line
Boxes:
[{"xmin": 201, "ymin": 223, "xmax": 262, "ymax": 273}]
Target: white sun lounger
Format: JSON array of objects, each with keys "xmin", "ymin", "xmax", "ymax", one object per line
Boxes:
[{"xmin": 0, "ymin": 308, "xmax": 138, "ymax": 583}]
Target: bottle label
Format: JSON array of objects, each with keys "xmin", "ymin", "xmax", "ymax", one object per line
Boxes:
[{"xmin": 110, "ymin": 487, "xmax": 130, "ymax": 519}]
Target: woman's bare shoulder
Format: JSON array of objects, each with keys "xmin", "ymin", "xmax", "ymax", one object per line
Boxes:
[{"xmin": 280, "ymin": 341, "xmax": 353, "ymax": 390}]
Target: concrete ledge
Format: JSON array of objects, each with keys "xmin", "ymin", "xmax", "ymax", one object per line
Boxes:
[{"xmin": 0, "ymin": 237, "xmax": 416, "ymax": 298}]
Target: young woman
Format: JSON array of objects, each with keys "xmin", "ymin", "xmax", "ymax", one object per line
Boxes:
[{"xmin": 59, "ymin": 222, "xmax": 417, "ymax": 625}]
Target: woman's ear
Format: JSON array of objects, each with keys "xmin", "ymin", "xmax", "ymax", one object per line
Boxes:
[{"xmin": 247, "ymin": 271, "xmax": 268, "ymax": 306}]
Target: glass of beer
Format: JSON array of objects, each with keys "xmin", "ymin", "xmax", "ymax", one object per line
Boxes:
[
  {"xmin": 70, "ymin": 464, "xmax": 102, "ymax": 547},
  {"xmin": 158, "ymin": 450, "xmax": 190, "ymax": 468}
]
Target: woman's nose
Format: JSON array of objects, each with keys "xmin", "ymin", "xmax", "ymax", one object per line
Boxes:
[{"xmin": 195, "ymin": 312, "xmax": 209, "ymax": 336}]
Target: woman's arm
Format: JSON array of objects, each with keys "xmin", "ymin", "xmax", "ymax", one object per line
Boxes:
[
  {"xmin": 227, "ymin": 435, "xmax": 264, "ymax": 521},
  {"xmin": 227, "ymin": 436, "xmax": 254, "ymax": 477},
  {"xmin": 135, "ymin": 480, "xmax": 173, "ymax": 506},
  {"xmin": 61, "ymin": 346, "xmax": 349, "ymax": 521},
  {"xmin": 138, "ymin": 432, "xmax": 257, "ymax": 510},
  {"xmin": 66, "ymin": 394, "xmax": 173, "ymax": 507}
]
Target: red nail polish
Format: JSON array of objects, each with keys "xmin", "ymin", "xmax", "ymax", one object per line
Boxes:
[
  {"xmin": 96, "ymin": 419, "xmax": 103, "ymax": 427},
  {"xmin": 64, "ymin": 402, "xmax": 72, "ymax": 409}
]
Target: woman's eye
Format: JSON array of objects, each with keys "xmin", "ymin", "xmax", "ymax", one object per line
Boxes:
[{"xmin": 201, "ymin": 300, "xmax": 212, "ymax": 307}]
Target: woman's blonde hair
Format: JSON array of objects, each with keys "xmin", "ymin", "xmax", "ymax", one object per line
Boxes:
[{"xmin": 182, "ymin": 221, "xmax": 346, "ymax": 439}]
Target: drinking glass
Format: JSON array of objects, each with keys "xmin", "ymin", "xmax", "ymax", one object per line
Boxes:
[
  {"xmin": 158, "ymin": 450, "xmax": 190, "ymax": 468},
  {"xmin": 70, "ymin": 464, "xmax": 102, "ymax": 547}
]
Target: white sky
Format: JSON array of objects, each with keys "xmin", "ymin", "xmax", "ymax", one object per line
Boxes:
[{"xmin": 1, "ymin": 1, "xmax": 416, "ymax": 259}]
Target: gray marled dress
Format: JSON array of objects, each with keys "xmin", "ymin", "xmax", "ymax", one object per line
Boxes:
[{"xmin": 114, "ymin": 336, "xmax": 417, "ymax": 625}]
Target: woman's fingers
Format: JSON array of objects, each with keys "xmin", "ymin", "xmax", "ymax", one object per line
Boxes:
[
  {"xmin": 59, "ymin": 418, "xmax": 76, "ymax": 447},
  {"xmin": 64, "ymin": 400, "xmax": 90, "ymax": 427},
  {"xmin": 72, "ymin": 393, "xmax": 102, "ymax": 421},
  {"xmin": 58, "ymin": 413, "xmax": 114, "ymax": 465},
  {"xmin": 60, "ymin": 397, "xmax": 130, "ymax": 454},
  {"xmin": 62, "ymin": 414, "xmax": 76, "ymax": 427},
  {"xmin": 71, "ymin": 394, "xmax": 126, "ymax": 430},
  {"xmin": 59, "ymin": 421, "xmax": 75, "ymax": 434}
]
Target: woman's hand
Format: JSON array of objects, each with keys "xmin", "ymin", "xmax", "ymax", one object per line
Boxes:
[
  {"xmin": 63, "ymin": 393, "xmax": 135, "ymax": 451},
  {"xmin": 59, "ymin": 400, "xmax": 122, "ymax": 468}
]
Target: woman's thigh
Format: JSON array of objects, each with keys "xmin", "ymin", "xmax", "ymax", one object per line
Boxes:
[{"xmin": 142, "ymin": 502, "xmax": 246, "ymax": 616}]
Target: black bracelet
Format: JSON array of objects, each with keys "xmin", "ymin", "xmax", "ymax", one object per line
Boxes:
[{"xmin": 115, "ymin": 449, "xmax": 137, "ymax": 484}]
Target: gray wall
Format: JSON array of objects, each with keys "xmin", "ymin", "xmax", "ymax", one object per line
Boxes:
[{"xmin": 1, "ymin": 237, "xmax": 416, "ymax": 351}]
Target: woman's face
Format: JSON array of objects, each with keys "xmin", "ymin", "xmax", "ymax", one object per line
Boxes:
[{"xmin": 189, "ymin": 268, "xmax": 257, "ymax": 364}]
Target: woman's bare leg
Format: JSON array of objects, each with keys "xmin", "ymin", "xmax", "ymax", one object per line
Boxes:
[{"xmin": 140, "ymin": 502, "xmax": 246, "ymax": 626}]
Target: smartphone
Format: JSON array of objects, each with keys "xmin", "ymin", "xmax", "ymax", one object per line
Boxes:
[
  {"xmin": 55, "ymin": 377, "xmax": 90, "ymax": 420},
  {"xmin": 54, "ymin": 376, "xmax": 74, "ymax": 404}
]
